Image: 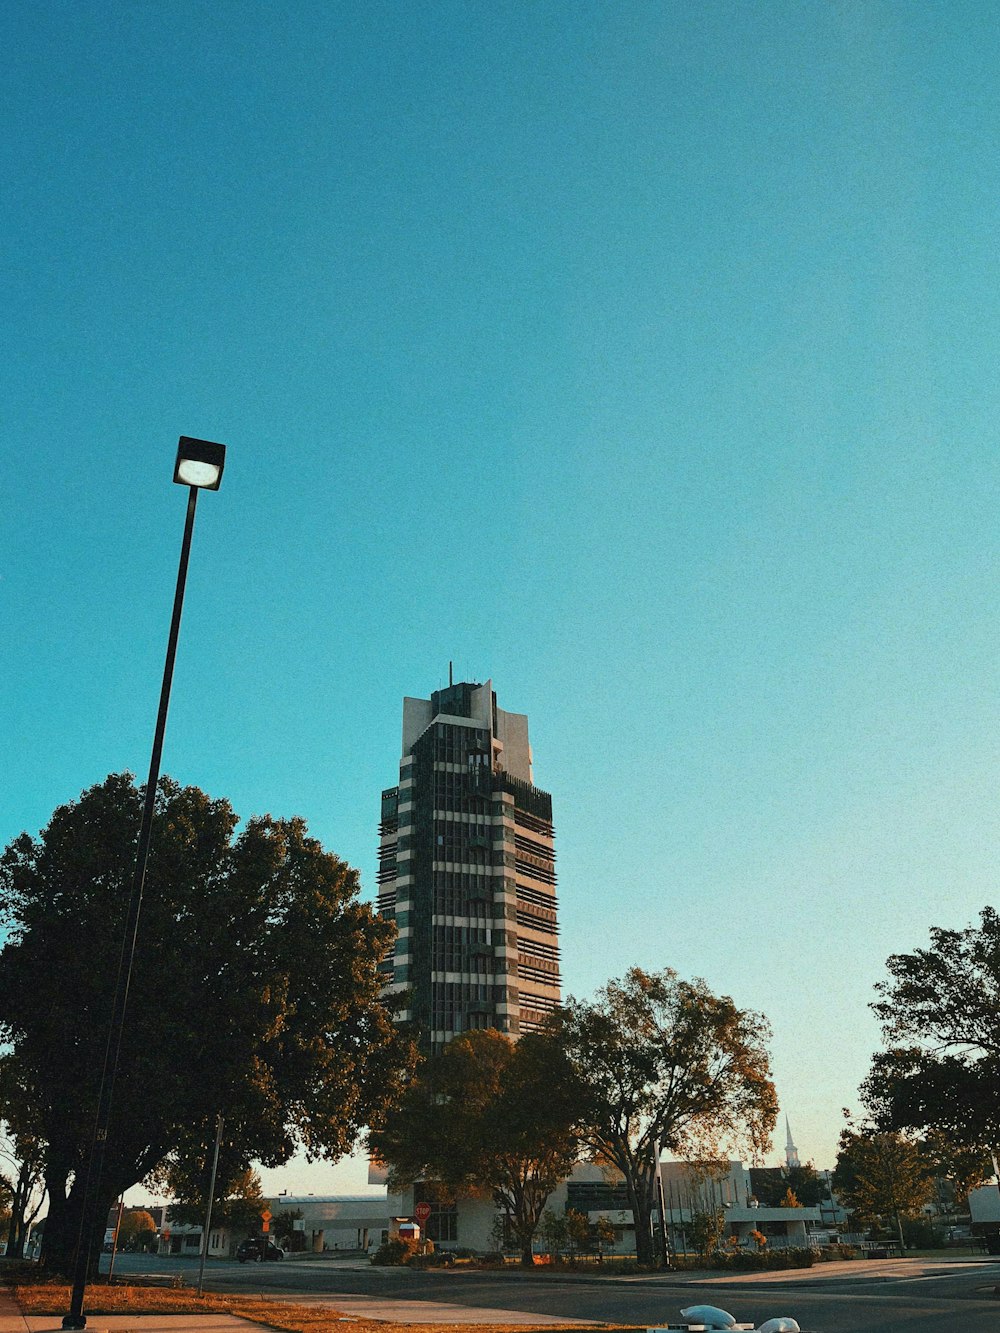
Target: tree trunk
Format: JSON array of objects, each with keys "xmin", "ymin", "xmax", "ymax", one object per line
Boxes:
[
  {"xmin": 41, "ymin": 1171, "xmax": 116, "ymax": 1280},
  {"xmin": 520, "ymin": 1242, "xmax": 534, "ymax": 1266},
  {"xmin": 9, "ymin": 1164, "xmax": 30, "ymax": 1257},
  {"xmin": 894, "ymin": 1210, "xmax": 905, "ymax": 1252},
  {"xmin": 624, "ymin": 1174, "xmax": 655, "ymax": 1267}
]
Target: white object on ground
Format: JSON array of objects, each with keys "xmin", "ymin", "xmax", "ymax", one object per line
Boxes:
[
  {"xmin": 679, "ymin": 1307, "xmax": 737, "ymax": 1329},
  {"xmin": 758, "ymin": 1320, "xmax": 801, "ymax": 1333}
]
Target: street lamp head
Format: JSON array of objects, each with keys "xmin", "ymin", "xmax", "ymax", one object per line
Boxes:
[{"xmin": 174, "ymin": 436, "xmax": 227, "ymax": 490}]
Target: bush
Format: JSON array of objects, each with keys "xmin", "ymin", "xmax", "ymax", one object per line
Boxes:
[
  {"xmin": 409, "ymin": 1250, "xmax": 455, "ymax": 1268},
  {"xmin": 818, "ymin": 1243, "xmax": 858, "ymax": 1261},
  {"xmin": 902, "ymin": 1218, "xmax": 945, "ymax": 1249},
  {"xmin": 370, "ymin": 1238, "xmax": 419, "ymax": 1266}
]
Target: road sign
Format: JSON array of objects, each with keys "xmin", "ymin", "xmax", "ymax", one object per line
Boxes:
[{"xmin": 414, "ymin": 1202, "xmax": 431, "ymax": 1223}]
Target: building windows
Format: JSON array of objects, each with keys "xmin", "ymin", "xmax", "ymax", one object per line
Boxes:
[
  {"xmin": 431, "ymin": 981, "xmax": 506, "ymax": 1032},
  {"xmin": 432, "ymin": 924, "xmax": 495, "ymax": 973}
]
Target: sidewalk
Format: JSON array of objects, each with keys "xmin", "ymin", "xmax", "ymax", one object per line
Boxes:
[{"xmin": 0, "ymin": 1289, "xmax": 261, "ymax": 1333}]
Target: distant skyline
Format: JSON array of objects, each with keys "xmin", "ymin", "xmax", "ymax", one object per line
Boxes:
[{"xmin": 5, "ymin": 1, "xmax": 1000, "ymax": 1195}]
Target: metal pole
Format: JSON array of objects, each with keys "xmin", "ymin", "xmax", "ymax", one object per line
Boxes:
[
  {"xmin": 64, "ymin": 486, "xmax": 200, "ymax": 1330},
  {"xmin": 197, "ymin": 1116, "xmax": 224, "ymax": 1296},
  {"xmin": 106, "ymin": 1196, "xmax": 125, "ymax": 1284},
  {"xmin": 652, "ymin": 1139, "xmax": 670, "ymax": 1268}
]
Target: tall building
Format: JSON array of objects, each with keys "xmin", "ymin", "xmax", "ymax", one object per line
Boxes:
[{"xmin": 377, "ymin": 678, "xmax": 560, "ymax": 1049}]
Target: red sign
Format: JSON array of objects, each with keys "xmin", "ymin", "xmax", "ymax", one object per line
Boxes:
[{"xmin": 414, "ymin": 1202, "xmax": 431, "ymax": 1223}]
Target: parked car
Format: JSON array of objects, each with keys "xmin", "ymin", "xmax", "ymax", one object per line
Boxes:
[{"xmin": 236, "ymin": 1238, "xmax": 284, "ymax": 1263}]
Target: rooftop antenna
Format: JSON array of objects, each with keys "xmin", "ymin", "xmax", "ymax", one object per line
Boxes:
[{"xmin": 449, "ymin": 660, "xmax": 453, "ymax": 686}]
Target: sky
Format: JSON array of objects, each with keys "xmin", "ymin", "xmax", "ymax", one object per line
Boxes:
[{"xmin": 4, "ymin": 0, "xmax": 1000, "ymax": 1198}]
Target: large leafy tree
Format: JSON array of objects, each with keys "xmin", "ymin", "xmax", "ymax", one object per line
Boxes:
[
  {"xmin": 0, "ymin": 773, "xmax": 413, "ymax": 1276},
  {"xmin": 861, "ymin": 909, "xmax": 1000, "ymax": 1184},
  {"xmin": 116, "ymin": 1209, "xmax": 157, "ymax": 1252},
  {"xmin": 832, "ymin": 1126, "xmax": 933, "ymax": 1248},
  {"xmin": 552, "ymin": 967, "xmax": 777, "ymax": 1266},
  {"xmin": 752, "ymin": 1162, "xmax": 826, "ymax": 1208},
  {"xmin": 369, "ymin": 1028, "xmax": 579, "ymax": 1266}
]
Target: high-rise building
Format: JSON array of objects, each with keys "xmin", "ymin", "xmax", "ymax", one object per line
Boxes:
[{"xmin": 377, "ymin": 678, "xmax": 560, "ymax": 1050}]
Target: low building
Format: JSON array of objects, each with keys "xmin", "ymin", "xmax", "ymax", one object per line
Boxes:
[
  {"xmin": 389, "ymin": 1160, "xmax": 823, "ymax": 1256},
  {"xmin": 155, "ymin": 1194, "xmax": 393, "ymax": 1259},
  {"xmin": 271, "ymin": 1196, "xmax": 392, "ymax": 1253}
]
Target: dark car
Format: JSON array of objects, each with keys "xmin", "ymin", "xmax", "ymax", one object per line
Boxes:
[{"xmin": 236, "ymin": 1238, "xmax": 284, "ymax": 1263}]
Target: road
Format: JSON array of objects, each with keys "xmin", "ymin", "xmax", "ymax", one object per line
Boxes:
[{"xmin": 105, "ymin": 1252, "xmax": 1000, "ymax": 1333}]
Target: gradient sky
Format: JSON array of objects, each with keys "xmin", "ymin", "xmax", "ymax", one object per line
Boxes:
[{"xmin": 5, "ymin": 1, "xmax": 1000, "ymax": 1196}]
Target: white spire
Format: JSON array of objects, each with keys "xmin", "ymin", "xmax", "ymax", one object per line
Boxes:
[{"xmin": 784, "ymin": 1115, "xmax": 800, "ymax": 1170}]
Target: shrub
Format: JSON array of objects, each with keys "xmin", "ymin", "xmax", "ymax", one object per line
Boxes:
[
  {"xmin": 818, "ymin": 1243, "xmax": 858, "ymax": 1261},
  {"xmin": 902, "ymin": 1218, "xmax": 945, "ymax": 1249},
  {"xmin": 370, "ymin": 1238, "xmax": 419, "ymax": 1266}
]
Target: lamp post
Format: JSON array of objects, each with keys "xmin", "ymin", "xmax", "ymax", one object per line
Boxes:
[{"xmin": 63, "ymin": 437, "xmax": 227, "ymax": 1330}]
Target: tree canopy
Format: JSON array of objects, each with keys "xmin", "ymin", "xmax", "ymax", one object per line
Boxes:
[
  {"xmin": 552, "ymin": 967, "xmax": 777, "ymax": 1266},
  {"xmin": 832, "ymin": 1126, "xmax": 933, "ymax": 1248},
  {"xmin": 751, "ymin": 1163, "xmax": 826, "ymax": 1208},
  {"xmin": 861, "ymin": 907, "xmax": 1000, "ymax": 1190},
  {"xmin": 116, "ymin": 1209, "xmax": 157, "ymax": 1251},
  {"xmin": 0, "ymin": 773, "xmax": 414, "ymax": 1274},
  {"xmin": 368, "ymin": 1028, "xmax": 579, "ymax": 1265}
]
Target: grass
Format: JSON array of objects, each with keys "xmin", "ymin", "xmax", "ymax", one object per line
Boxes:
[{"xmin": 10, "ymin": 1280, "xmax": 618, "ymax": 1333}]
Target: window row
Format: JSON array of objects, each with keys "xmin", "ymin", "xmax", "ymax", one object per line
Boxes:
[
  {"xmin": 432, "ymin": 724, "xmax": 490, "ymax": 766},
  {"xmin": 517, "ymin": 959, "xmax": 561, "ymax": 987},
  {"xmin": 432, "ymin": 924, "xmax": 495, "ymax": 973},
  {"xmin": 514, "ymin": 832, "xmax": 555, "ymax": 863},
  {"xmin": 431, "ymin": 981, "xmax": 507, "ymax": 1032},
  {"xmin": 515, "ymin": 908, "xmax": 558, "ymax": 936},
  {"xmin": 515, "ymin": 882, "xmax": 558, "ymax": 911},
  {"xmin": 515, "ymin": 856, "xmax": 557, "ymax": 886},
  {"xmin": 513, "ymin": 808, "xmax": 555, "ymax": 838},
  {"xmin": 518, "ymin": 989, "xmax": 560, "ymax": 1014},
  {"xmin": 516, "ymin": 935, "xmax": 560, "ymax": 963}
]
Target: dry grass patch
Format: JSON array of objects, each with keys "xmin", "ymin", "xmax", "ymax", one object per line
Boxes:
[{"xmin": 11, "ymin": 1282, "xmax": 613, "ymax": 1333}]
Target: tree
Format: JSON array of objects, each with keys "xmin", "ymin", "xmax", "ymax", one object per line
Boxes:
[
  {"xmin": 537, "ymin": 1207, "xmax": 568, "ymax": 1260},
  {"xmin": 688, "ymin": 1207, "xmax": 726, "ymax": 1261},
  {"xmin": 0, "ymin": 773, "xmax": 414, "ymax": 1276},
  {"xmin": 564, "ymin": 1207, "xmax": 590, "ymax": 1259},
  {"xmin": 166, "ymin": 1165, "xmax": 267, "ymax": 1236},
  {"xmin": 832, "ymin": 1126, "xmax": 933, "ymax": 1249},
  {"xmin": 752, "ymin": 1162, "xmax": 826, "ymax": 1208},
  {"xmin": 860, "ymin": 909, "xmax": 1000, "ymax": 1186},
  {"xmin": 593, "ymin": 1214, "xmax": 617, "ymax": 1260},
  {"xmin": 0, "ymin": 1099, "xmax": 45, "ymax": 1260},
  {"xmin": 552, "ymin": 968, "xmax": 777, "ymax": 1266},
  {"xmin": 117, "ymin": 1209, "xmax": 157, "ymax": 1252},
  {"xmin": 368, "ymin": 1028, "xmax": 579, "ymax": 1266}
]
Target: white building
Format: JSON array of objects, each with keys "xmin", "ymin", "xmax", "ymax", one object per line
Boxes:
[
  {"xmin": 389, "ymin": 1160, "xmax": 822, "ymax": 1256},
  {"xmin": 155, "ymin": 1195, "xmax": 392, "ymax": 1258}
]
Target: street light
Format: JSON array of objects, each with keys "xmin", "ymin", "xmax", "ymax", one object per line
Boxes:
[{"xmin": 63, "ymin": 437, "xmax": 227, "ymax": 1331}]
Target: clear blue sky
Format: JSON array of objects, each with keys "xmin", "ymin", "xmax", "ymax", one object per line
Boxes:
[{"xmin": 5, "ymin": 1, "xmax": 1000, "ymax": 1192}]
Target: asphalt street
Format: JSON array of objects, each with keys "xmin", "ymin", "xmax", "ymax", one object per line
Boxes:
[{"xmin": 104, "ymin": 1252, "xmax": 1000, "ymax": 1333}]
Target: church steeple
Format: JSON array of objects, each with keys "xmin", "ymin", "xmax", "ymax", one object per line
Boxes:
[{"xmin": 784, "ymin": 1115, "xmax": 800, "ymax": 1170}]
